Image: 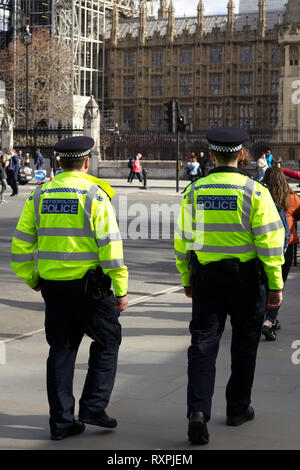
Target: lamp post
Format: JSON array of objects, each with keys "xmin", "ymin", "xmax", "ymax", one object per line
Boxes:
[
  {"xmin": 23, "ymin": 25, "xmax": 32, "ymax": 152},
  {"xmin": 114, "ymin": 122, "xmax": 119, "ymax": 160}
]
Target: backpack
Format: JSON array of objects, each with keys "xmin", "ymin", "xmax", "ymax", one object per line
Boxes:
[
  {"xmin": 276, "ymin": 204, "xmax": 291, "ymax": 253},
  {"xmin": 128, "ymin": 157, "xmax": 134, "ymax": 169}
]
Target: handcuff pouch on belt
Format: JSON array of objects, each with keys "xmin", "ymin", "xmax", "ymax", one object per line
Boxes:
[{"xmin": 84, "ymin": 267, "xmax": 112, "ymax": 301}]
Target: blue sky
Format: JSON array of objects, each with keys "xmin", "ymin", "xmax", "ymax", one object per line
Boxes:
[{"xmin": 172, "ymin": 0, "xmax": 238, "ymax": 16}]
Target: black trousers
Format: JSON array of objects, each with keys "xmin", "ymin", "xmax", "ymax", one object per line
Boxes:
[
  {"xmin": 188, "ymin": 259, "xmax": 266, "ymax": 421},
  {"xmin": 7, "ymin": 169, "xmax": 18, "ymax": 195},
  {"xmin": 127, "ymin": 169, "xmax": 134, "ymax": 182},
  {"xmin": 41, "ymin": 279, "xmax": 121, "ymax": 432}
]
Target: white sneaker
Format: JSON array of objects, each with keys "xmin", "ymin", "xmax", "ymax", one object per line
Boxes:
[{"xmin": 1, "ymin": 199, "xmax": 8, "ymax": 204}]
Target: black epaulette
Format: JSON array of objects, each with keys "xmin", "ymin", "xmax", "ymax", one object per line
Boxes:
[
  {"xmin": 97, "ymin": 184, "xmax": 111, "ymax": 201},
  {"xmin": 181, "ymin": 177, "xmax": 203, "ymax": 195},
  {"xmin": 255, "ymin": 179, "xmax": 268, "ymax": 189},
  {"xmin": 238, "ymin": 169, "xmax": 268, "ymax": 189}
]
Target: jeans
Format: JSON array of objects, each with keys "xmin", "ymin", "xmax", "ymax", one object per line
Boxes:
[
  {"xmin": 258, "ymin": 169, "xmax": 266, "ymax": 182},
  {"xmin": 0, "ymin": 178, "xmax": 7, "ymax": 201},
  {"xmin": 130, "ymin": 172, "xmax": 143, "ymax": 183}
]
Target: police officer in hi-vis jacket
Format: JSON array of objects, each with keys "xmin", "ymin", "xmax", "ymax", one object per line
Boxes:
[
  {"xmin": 11, "ymin": 136, "xmax": 128, "ymax": 441},
  {"xmin": 175, "ymin": 127, "xmax": 284, "ymax": 445}
]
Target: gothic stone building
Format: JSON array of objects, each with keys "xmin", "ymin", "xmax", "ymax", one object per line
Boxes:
[{"xmin": 105, "ymin": 0, "xmax": 300, "ymax": 161}]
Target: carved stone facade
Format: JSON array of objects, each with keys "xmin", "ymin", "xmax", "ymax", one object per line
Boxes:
[{"xmin": 104, "ymin": 0, "xmax": 298, "ymax": 145}]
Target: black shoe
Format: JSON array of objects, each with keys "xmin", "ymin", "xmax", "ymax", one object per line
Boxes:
[
  {"xmin": 79, "ymin": 410, "xmax": 117, "ymax": 429},
  {"xmin": 50, "ymin": 420, "xmax": 86, "ymax": 441},
  {"xmin": 262, "ymin": 323, "xmax": 277, "ymax": 341},
  {"xmin": 188, "ymin": 412, "xmax": 209, "ymax": 445},
  {"xmin": 273, "ymin": 320, "xmax": 281, "ymax": 331},
  {"xmin": 226, "ymin": 406, "xmax": 255, "ymax": 426}
]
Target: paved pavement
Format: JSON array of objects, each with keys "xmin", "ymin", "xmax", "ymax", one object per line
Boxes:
[{"xmin": 1, "ymin": 181, "xmax": 300, "ymax": 450}]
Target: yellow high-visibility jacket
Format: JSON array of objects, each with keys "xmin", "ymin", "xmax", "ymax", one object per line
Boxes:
[
  {"xmin": 11, "ymin": 171, "xmax": 128, "ymax": 297},
  {"xmin": 175, "ymin": 168, "xmax": 285, "ymax": 291}
]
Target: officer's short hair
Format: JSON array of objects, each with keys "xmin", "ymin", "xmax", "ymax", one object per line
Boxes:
[
  {"xmin": 213, "ymin": 150, "xmax": 240, "ymax": 163},
  {"xmin": 60, "ymin": 156, "xmax": 87, "ymax": 171}
]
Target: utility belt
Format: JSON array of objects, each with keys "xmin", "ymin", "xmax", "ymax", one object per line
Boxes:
[
  {"xmin": 190, "ymin": 252, "xmax": 261, "ymax": 282},
  {"xmin": 40, "ymin": 267, "xmax": 112, "ymax": 301},
  {"xmin": 83, "ymin": 266, "xmax": 112, "ymax": 301}
]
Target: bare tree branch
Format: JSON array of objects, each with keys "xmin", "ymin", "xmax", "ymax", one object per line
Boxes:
[{"xmin": 0, "ymin": 28, "xmax": 73, "ymax": 129}]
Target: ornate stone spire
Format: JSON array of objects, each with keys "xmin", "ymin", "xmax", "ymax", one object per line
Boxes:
[
  {"xmin": 283, "ymin": 0, "xmax": 300, "ymax": 24},
  {"xmin": 258, "ymin": 0, "xmax": 266, "ymax": 38},
  {"xmin": 111, "ymin": 4, "xmax": 119, "ymax": 46},
  {"xmin": 158, "ymin": 0, "xmax": 168, "ymax": 19},
  {"xmin": 227, "ymin": 0, "xmax": 235, "ymax": 34},
  {"xmin": 197, "ymin": 0, "xmax": 205, "ymax": 37},
  {"xmin": 139, "ymin": 0, "xmax": 147, "ymax": 45},
  {"xmin": 167, "ymin": 1, "xmax": 175, "ymax": 42}
]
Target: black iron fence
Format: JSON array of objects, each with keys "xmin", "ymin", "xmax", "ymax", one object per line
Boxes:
[
  {"xmin": 5, "ymin": 126, "xmax": 300, "ymax": 161},
  {"xmin": 13, "ymin": 123, "xmax": 83, "ymax": 158},
  {"xmin": 102, "ymin": 128, "xmax": 300, "ymax": 162}
]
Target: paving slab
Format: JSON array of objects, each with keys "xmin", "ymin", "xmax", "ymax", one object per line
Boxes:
[{"xmin": 1, "ymin": 277, "xmax": 300, "ymax": 450}]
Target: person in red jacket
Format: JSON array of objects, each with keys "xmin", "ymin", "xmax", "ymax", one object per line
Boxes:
[
  {"xmin": 262, "ymin": 166, "xmax": 300, "ymax": 340},
  {"xmin": 129, "ymin": 153, "xmax": 143, "ymax": 183}
]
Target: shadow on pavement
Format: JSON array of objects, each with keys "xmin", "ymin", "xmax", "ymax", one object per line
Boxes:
[
  {"xmin": 0, "ymin": 413, "xmax": 49, "ymax": 441},
  {"xmin": 0, "ymin": 299, "xmax": 44, "ymax": 312}
]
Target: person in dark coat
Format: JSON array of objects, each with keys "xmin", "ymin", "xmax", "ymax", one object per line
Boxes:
[
  {"xmin": 7, "ymin": 150, "xmax": 19, "ymax": 196},
  {"xmin": 198, "ymin": 152, "xmax": 209, "ymax": 178},
  {"xmin": 50, "ymin": 151, "xmax": 58, "ymax": 175},
  {"xmin": 34, "ymin": 149, "xmax": 45, "ymax": 170},
  {"xmin": 0, "ymin": 154, "xmax": 9, "ymax": 204}
]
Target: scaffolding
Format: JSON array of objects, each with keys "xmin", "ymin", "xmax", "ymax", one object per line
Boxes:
[
  {"xmin": 0, "ymin": 0, "xmax": 13, "ymax": 50},
  {"xmin": 1, "ymin": 1, "xmax": 158, "ymax": 116}
]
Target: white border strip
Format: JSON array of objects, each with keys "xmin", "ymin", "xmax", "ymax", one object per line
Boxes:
[{"xmin": 2, "ymin": 285, "xmax": 183, "ymax": 345}]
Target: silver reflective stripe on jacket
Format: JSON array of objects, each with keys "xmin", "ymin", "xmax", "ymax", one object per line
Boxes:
[
  {"xmin": 38, "ymin": 251, "xmax": 99, "ymax": 261},
  {"xmin": 97, "ymin": 232, "xmax": 122, "ymax": 248},
  {"xmin": 191, "ymin": 244, "xmax": 256, "ymax": 254},
  {"xmin": 14, "ymin": 229, "xmax": 37, "ymax": 244},
  {"xmin": 11, "ymin": 253, "xmax": 35, "ymax": 262},
  {"xmin": 101, "ymin": 259, "xmax": 124, "ymax": 269},
  {"xmin": 252, "ymin": 220, "xmax": 283, "ymax": 236}
]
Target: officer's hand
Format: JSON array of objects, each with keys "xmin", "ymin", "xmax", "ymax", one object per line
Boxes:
[
  {"xmin": 115, "ymin": 295, "xmax": 128, "ymax": 313},
  {"xmin": 33, "ymin": 286, "xmax": 41, "ymax": 292},
  {"xmin": 184, "ymin": 287, "xmax": 193, "ymax": 298},
  {"xmin": 267, "ymin": 290, "xmax": 283, "ymax": 309}
]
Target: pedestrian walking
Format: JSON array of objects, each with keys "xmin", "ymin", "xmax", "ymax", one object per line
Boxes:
[
  {"xmin": 11, "ymin": 136, "xmax": 129, "ymax": 441},
  {"xmin": 265, "ymin": 148, "xmax": 273, "ymax": 167},
  {"xmin": 129, "ymin": 154, "xmax": 143, "ymax": 183},
  {"xmin": 6, "ymin": 149, "xmax": 19, "ymax": 196},
  {"xmin": 187, "ymin": 157, "xmax": 201, "ymax": 183},
  {"xmin": 198, "ymin": 152, "xmax": 209, "ymax": 178},
  {"xmin": 34, "ymin": 148, "xmax": 45, "ymax": 170},
  {"xmin": 127, "ymin": 156, "xmax": 135, "ymax": 183},
  {"xmin": 0, "ymin": 154, "xmax": 9, "ymax": 204},
  {"xmin": 175, "ymin": 127, "xmax": 285, "ymax": 445},
  {"xmin": 261, "ymin": 166, "xmax": 300, "ymax": 341},
  {"xmin": 50, "ymin": 150, "xmax": 58, "ymax": 175},
  {"xmin": 257, "ymin": 153, "xmax": 268, "ymax": 182},
  {"xmin": 17, "ymin": 150, "xmax": 24, "ymax": 167}
]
